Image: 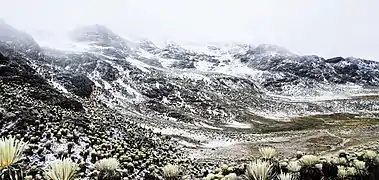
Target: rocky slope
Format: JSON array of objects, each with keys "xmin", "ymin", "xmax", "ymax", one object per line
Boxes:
[
  {"xmin": 0, "ymin": 40, "xmax": 197, "ymax": 179},
  {"xmin": 1, "ymin": 21, "xmax": 379, "ymax": 179}
]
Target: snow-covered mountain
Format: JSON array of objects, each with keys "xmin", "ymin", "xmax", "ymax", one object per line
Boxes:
[{"xmin": 1, "ymin": 21, "xmax": 379, "ymax": 170}]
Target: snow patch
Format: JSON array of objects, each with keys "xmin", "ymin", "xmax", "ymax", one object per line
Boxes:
[
  {"xmin": 178, "ymin": 140, "xmax": 197, "ymax": 148},
  {"xmin": 116, "ymin": 78, "xmax": 144, "ymax": 102},
  {"xmin": 224, "ymin": 121, "xmax": 251, "ymax": 129},
  {"xmin": 103, "ymin": 80, "xmax": 112, "ymax": 90},
  {"xmin": 138, "ymin": 49, "xmax": 156, "ymax": 58},
  {"xmin": 125, "ymin": 57, "xmax": 151, "ymax": 73},
  {"xmin": 148, "ymin": 126, "xmax": 240, "ymax": 148},
  {"xmin": 50, "ymin": 80, "xmax": 69, "ymax": 94},
  {"xmin": 195, "ymin": 61, "xmax": 214, "ymax": 71},
  {"xmin": 194, "ymin": 121, "xmax": 222, "ymax": 130},
  {"xmin": 159, "ymin": 58, "xmax": 180, "ymax": 68},
  {"xmin": 267, "ymin": 86, "xmax": 379, "ymax": 103},
  {"xmin": 178, "ymin": 71, "xmax": 211, "ymax": 82},
  {"xmin": 201, "ymin": 139, "xmax": 239, "ymax": 148},
  {"xmin": 36, "ymin": 35, "xmax": 93, "ymax": 53},
  {"xmin": 97, "ymin": 52, "xmax": 119, "ymax": 60},
  {"xmin": 149, "ymin": 126, "xmax": 207, "ymax": 142}
]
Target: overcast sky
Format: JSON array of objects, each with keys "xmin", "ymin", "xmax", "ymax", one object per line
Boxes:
[{"xmin": 1, "ymin": 0, "xmax": 379, "ymax": 60}]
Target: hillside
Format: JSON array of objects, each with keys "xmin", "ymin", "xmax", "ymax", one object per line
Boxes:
[{"xmin": 1, "ymin": 21, "xmax": 379, "ymax": 179}]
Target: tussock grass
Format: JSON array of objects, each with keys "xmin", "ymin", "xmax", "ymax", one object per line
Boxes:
[
  {"xmin": 0, "ymin": 136, "xmax": 26, "ymax": 169},
  {"xmin": 245, "ymin": 159, "xmax": 273, "ymax": 180},
  {"xmin": 163, "ymin": 164, "xmax": 180, "ymax": 180},
  {"xmin": 95, "ymin": 158, "xmax": 120, "ymax": 171},
  {"xmin": 44, "ymin": 158, "xmax": 78, "ymax": 180}
]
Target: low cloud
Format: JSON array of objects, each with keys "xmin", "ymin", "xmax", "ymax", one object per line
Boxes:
[{"xmin": 1, "ymin": 0, "xmax": 378, "ymax": 60}]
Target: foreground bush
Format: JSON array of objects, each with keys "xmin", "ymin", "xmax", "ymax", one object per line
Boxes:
[
  {"xmin": 199, "ymin": 147, "xmax": 379, "ymax": 180},
  {"xmin": 44, "ymin": 158, "xmax": 78, "ymax": 180},
  {"xmin": 0, "ymin": 136, "xmax": 27, "ymax": 179},
  {"xmin": 95, "ymin": 158, "xmax": 121, "ymax": 180},
  {"xmin": 1, "ymin": 134, "xmax": 378, "ymax": 180}
]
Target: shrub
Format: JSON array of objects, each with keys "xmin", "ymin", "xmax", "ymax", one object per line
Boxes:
[
  {"xmin": 0, "ymin": 136, "xmax": 26, "ymax": 168},
  {"xmin": 299, "ymin": 155, "xmax": 319, "ymax": 167},
  {"xmin": 44, "ymin": 158, "xmax": 78, "ymax": 180},
  {"xmin": 277, "ymin": 172, "xmax": 296, "ymax": 180},
  {"xmin": 95, "ymin": 158, "xmax": 120, "ymax": 171},
  {"xmin": 259, "ymin": 147, "xmax": 278, "ymax": 160},
  {"xmin": 95, "ymin": 158, "xmax": 121, "ymax": 180},
  {"xmin": 287, "ymin": 161, "xmax": 301, "ymax": 173},
  {"xmin": 245, "ymin": 159, "xmax": 273, "ymax": 180},
  {"xmin": 0, "ymin": 136, "xmax": 26, "ymax": 179},
  {"xmin": 163, "ymin": 164, "xmax": 180, "ymax": 180}
]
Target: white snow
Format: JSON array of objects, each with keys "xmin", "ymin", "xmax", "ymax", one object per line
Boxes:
[
  {"xmin": 180, "ymin": 43, "xmax": 212, "ymax": 54},
  {"xmin": 194, "ymin": 121, "xmax": 223, "ymax": 130},
  {"xmin": 97, "ymin": 52, "xmax": 119, "ymax": 60},
  {"xmin": 178, "ymin": 71, "xmax": 211, "ymax": 82},
  {"xmin": 214, "ymin": 62, "xmax": 262, "ymax": 78},
  {"xmin": 268, "ymin": 93, "xmax": 349, "ymax": 102},
  {"xmin": 162, "ymin": 96, "xmax": 170, "ymax": 104},
  {"xmin": 158, "ymin": 58, "xmax": 180, "ymax": 68},
  {"xmin": 194, "ymin": 61, "xmax": 214, "ymax": 71},
  {"xmin": 116, "ymin": 78, "xmax": 144, "ymax": 102},
  {"xmin": 29, "ymin": 31, "xmax": 379, "ymax": 152},
  {"xmin": 267, "ymin": 86, "xmax": 379, "ymax": 103},
  {"xmin": 125, "ymin": 57, "xmax": 151, "ymax": 73},
  {"xmin": 103, "ymin": 80, "xmax": 112, "ymax": 89},
  {"xmin": 201, "ymin": 139, "xmax": 239, "ymax": 148},
  {"xmin": 91, "ymin": 79, "xmax": 102, "ymax": 87},
  {"xmin": 149, "ymin": 126, "xmax": 207, "ymax": 141},
  {"xmin": 224, "ymin": 121, "xmax": 251, "ymax": 129},
  {"xmin": 178, "ymin": 140, "xmax": 197, "ymax": 148},
  {"xmin": 248, "ymin": 108, "xmax": 295, "ymax": 120},
  {"xmin": 138, "ymin": 49, "xmax": 156, "ymax": 58},
  {"xmin": 155, "ymin": 82, "xmax": 160, "ymax": 89},
  {"xmin": 35, "ymin": 34, "xmax": 93, "ymax": 53},
  {"xmin": 194, "ymin": 57, "xmax": 264, "ymax": 80},
  {"xmin": 42, "ymin": 136, "xmax": 89, "ymax": 167},
  {"xmin": 50, "ymin": 80, "xmax": 69, "ymax": 93},
  {"xmin": 168, "ymin": 117, "xmax": 178, "ymax": 122},
  {"xmin": 147, "ymin": 126, "xmax": 242, "ymax": 148}
]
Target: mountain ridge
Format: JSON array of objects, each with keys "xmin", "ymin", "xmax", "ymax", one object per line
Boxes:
[{"xmin": 1, "ymin": 21, "xmax": 379, "ymax": 177}]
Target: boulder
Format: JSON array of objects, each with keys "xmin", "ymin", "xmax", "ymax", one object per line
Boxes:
[{"xmin": 56, "ymin": 73, "xmax": 95, "ymax": 98}]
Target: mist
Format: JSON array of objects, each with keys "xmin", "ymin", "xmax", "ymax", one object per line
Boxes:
[{"xmin": 1, "ymin": 0, "xmax": 379, "ymax": 60}]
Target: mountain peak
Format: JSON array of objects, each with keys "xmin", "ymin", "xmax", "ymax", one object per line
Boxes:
[
  {"xmin": 69, "ymin": 24, "xmax": 120, "ymax": 43},
  {"xmin": 68, "ymin": 24, "xmax": 138, "ymax": 54},
  {"xmin": 0, "ymin": 20, "xmax": 40, "ymax": 56},
  {"xmin": 248, "ymin": 44, "xmax": 294, "ymax": 56}
]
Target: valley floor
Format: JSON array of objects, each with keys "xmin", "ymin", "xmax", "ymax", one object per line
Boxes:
[{"xmin": 138, "ymin": 95, "xmax": 379, "ymax": 163}]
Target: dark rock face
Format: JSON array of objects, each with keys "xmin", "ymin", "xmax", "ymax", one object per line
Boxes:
[
  {"xmin": 97, "ymin": 61, "xmax": 119, "ymax": 81},
  {"xmin": 70, "ymin": 24, "xmax": 123, "ymax": 47},
  {"xmin": 0, "ymin": 47, "xmax": 83, "ymax": 111},
  {"xmin": 0, "ymin": 50, "xmax": 36, "ymax": 77},
  {"xmin": 0, "ymin": 20, "xmax": 40, "ymax": 58},
  {"xmin": 69, "ymin": 24, "xmax": 133, "ymax": 58},
  {"xmin": 325, "ymin": 56, "xmax": 344, "ymax": 63},
  {"xmin": 56, "ymin": 73, "xmax": 95, "ymax": 98},
  {"xmin": 330, "ymin": 57, "xmax": 379, "ymax": 86},
  {"xmin": 235, "ymin": 45, "xmax": 379, "ymax": 88},
  {"xmin": 69, "ymin": 74, "xmax": 95, "ymax": 98},
  {"xmin": 139, "ymin": 40, "xmax": 160, "ymax": 54},
  {"xmin": 250, "ymin": 55, "xmax": 335, "ymax": 82},
  {"xmin": 140, "ymin": 42, "xmax": 220, "ymax": 69},
  {"xmin": 171, "ymin": 60, "xmax": 196, "ymax": 69},
  {"xmin": 0, "ymin": 47, "xmax": 188, "ymax": 180},
  {"xmin": 136, "ymin": 56, "xmax": 163, "ymax": 68}
]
